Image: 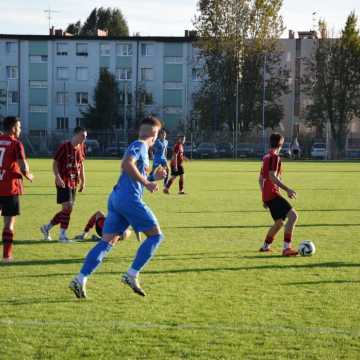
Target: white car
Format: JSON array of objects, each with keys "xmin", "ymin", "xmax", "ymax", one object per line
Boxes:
[{"xmin": 311, "ymin": 143, "xmax": 327, "ymax": 159}]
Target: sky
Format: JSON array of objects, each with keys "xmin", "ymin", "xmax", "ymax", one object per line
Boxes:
[{"xmin": 0, "ymin": 0, "xmax": 359, "ymax": 37}]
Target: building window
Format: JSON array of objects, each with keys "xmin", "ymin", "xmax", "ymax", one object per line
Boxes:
[
  {"xmin": 30, "ymin": 105, "xmax": 48, "ymax": 113},
  {"xmin": 6, "ymin": 66, "xmax": 18, "ymax": 79},
  {"xmin": 8, "ymin": 91, "xmax": 19, "ymax": 104},
  {"xmin": 29, "ymin": 81, "xmax": 48, "ymax": 88},
  {"xmin": 56, "ymin": 92, "xmax": 69, "ymax": 105},
  {"xmin": 6, "ymin": 42, "xmax": 16, "ymax": 54},
  {"xmin": 76, "ymin": 67, "xmax": 88, "ymax": 81},
  {"xmin": 192, "ymin": 68, "xmax": 202, "ymax": 81},
  {"xmin": 56, "ymin": 117, "xmax": 69, "ymax": 130},
  {"xmin": 57, "ymin": 43, "xmax": 68, "ymax": 56},
  {"xmin": 30, "ymin": 55, "xmax": 48, "ymax": 63},
  {"xmin": 100, "ymin": 43, "xmax": 111, "ymax": 56},
  {"xmin": 141, "ymin": 68, "xmax": 154, "ymax": 81},
  {"xmin": 141, "ymin": 44, "xmax": 154, "ymax": 56},
  {"xmin": 116, "ymin": 44, "xmax": 132, "ymax": 56},
  {"xmin": 76, "ymin": 117, "xmax": 84, "ymax": 127},
  {"xmin": 76, "ymin": 92, "xmax": 88, "ymax": 105},
  {"xmin": 56, "ymin": 67, "xmax": 69, "ymax": 80},
  {"xmin": 76, "ymin": 43, "xmax": 88, "ymax": 56},
  {"xmin": 116, "ymin": 68, "xmax": 132, "ymax": 81},
  {"xmin": 141, "ymin": 92, "xmax": 153, "ymax": 105}
]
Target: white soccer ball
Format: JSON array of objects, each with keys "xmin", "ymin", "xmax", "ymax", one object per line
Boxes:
[{"xmin": 298, "ymin": 240, "xmax": 316, "ymax": 256}]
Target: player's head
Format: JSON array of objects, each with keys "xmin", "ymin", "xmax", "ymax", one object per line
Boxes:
[
  {"xmin": 177, "ymin": 135, "xmax": 186, "ymax": 144},
  {"xmin": 269, "ymin": 133, "xmax": 284, "ymax": 150},
  {"xmin": 73, "ymin": 126, "xmax": 87, "ymax": 145},
  {"xmin": 159, "ymin": 128, "xmax": 166, "ymax": 140},
  {"xmin": 3, "ymin": 116, "xmax": 21, "ymax": 138},
  {"xmin": 139, "ymin": 116, "xmax": 162, "ymax": 145}
]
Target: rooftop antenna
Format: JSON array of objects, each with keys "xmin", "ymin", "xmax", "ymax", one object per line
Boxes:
[{"xmin": 44, "ymin": 6, "xmax": 60, "ymax": 32}]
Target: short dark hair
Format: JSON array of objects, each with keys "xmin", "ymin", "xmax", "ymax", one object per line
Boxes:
[
  {"xmin": 269, "ymin": 133, "xmax": 284, "ymax": 148},
  {"xmin": 74, "ymin": 126, "xmax": 86, "ymax": 134},
  {"xmin": 140, "ymin": 116, "xmax": 162, "ymax": 129},
  {"xmin": 3, "ymin": 116, "xmax": 20, "ymax": 132}
]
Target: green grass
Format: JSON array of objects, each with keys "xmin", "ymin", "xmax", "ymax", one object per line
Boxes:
[{"xmin": 1, "ymin": 159, "xmax": 360, "ymax": 359}]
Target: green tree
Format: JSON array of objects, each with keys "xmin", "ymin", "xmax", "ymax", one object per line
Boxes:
[
  {"xmin": 193, "ymin": 0, "xmax": 288, "ymax": 132},
  {"xmin": 82, "ymin": 69, "xmax": 121, "ymax": 130},
  {"xmin": 304, "ymin": 13, "xmax": 360, "ymax": 158},
  {"xmin": 66, "ymin": 7, "xmax": 129, "ymax": 36}
]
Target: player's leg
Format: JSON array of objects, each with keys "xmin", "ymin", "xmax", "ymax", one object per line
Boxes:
[
  {"xmin": 283, "ymin": 208, "xmax": 299, "ymax": 256},
  {"xmin": 58, "ymin": 201, "xmax": 74, "ymax": 242},
  {"xmin": 75, "ymin": 211, "xmax": 103, "ymax": 240},
  {"xmin": 122, "ymin": 202, "xmax": 164, "ymax": 296},
  {"xmin": 2, "ymin": 216, "xmax": 16, "ymax": 262},
  {"xmin": 162, "ymin": 159, "xmax": 170, "ymax": 186},
  {"xmin": 260, "ymin": 219, "xmax": 283, "ymax": 252}
]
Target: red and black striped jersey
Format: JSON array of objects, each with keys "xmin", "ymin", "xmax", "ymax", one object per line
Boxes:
[{"xmin": 260, "ymin": 150, "xmax": 282, "ymax": 202}]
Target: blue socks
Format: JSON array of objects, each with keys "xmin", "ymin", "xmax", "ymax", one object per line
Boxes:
[
  {"xmin": 130, "ymin": 234, "xmax": 164, "ymax": 272},
  {"xmin": 80, "ymin": 240, "xmax": 112, "ymax": 277}
]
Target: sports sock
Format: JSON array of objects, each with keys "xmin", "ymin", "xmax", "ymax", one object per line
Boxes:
[
  {"xmin": 284, "ymin": 233, "xmax": 292, "ymax": 249},
  {"xmin": 80, "ymin": 240, "xmax": 113, "ymax": 277},
  {"xmin": 263, "ymin": 235, "xmax": 274, "ymax": 249},
  {"xmin": 84, "ymin": 213, "xmax": 97, "ymax": 233},
  {"xmin": 2, "ymin": 229, "xmax": 14, "ymax": 259},
  {"xmin": 60, "ymin": 228, "xmax": 67, "ymax": 238},
  {"xmin": 60, "ymin": 208, "xmax": 72, "ymax": 230},
  {"xmin": 129, "ymin": 233, "xmax": 164, "ymax": 272},
  {"xmin": 179, "ymin": 177, "xmax": 184, "ymax": 192},
  {"xmin": 166, "ymin": 178, "xmax": 175, "ymax": 189}
]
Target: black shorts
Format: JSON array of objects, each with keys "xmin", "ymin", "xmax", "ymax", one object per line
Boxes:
[
  {"xmin": 265, "ymin": 196, "xmax": 292, "ymax": 221},
  {"xmin": 171, "ymin": 165, "xmax": 184, "ymax": 177},
  {"xmin": 0, "ymin": 196, "xmax": 20, "ymax": 217},
  {"xmin": 57, "ymin": 187, "xmax": 76, "ymax": 204}
]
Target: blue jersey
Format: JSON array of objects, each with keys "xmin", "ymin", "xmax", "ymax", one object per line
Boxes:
[
  {"xmin": 113, "ymin": 140, "xmax": 149, "ymax": 200},
  {"xmin": 153, "ymin": 138, "xmax": 168, "ymax": 162}
]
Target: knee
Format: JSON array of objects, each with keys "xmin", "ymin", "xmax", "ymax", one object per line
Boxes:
[
  {"xmin": 275, "ymin": 220, "xmax": 284, "ymax": 229},
  {"xmin": 288, "ymin": 209, "xmax": 298, "ymax": 223}
]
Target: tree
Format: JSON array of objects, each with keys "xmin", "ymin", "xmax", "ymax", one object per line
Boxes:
[
  {"xmin": 82, "ymin": 69, "xmax": 121, "ymax": 130},
  {"xmin": 193, "ymin": 0, "xmax": 288, "ymax": 132},
  {"xmin": 304, "ymin": 13, "xmax": 360, "ymax": 158},
  {"xmin": 66, "ymin": 7, "xmax": 129, "ymax": 36}
]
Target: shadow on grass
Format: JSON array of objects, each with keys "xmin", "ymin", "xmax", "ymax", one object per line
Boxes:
[
  {"xmin": 0, "ymin": 258, "xmax": 86, "ymax": 267},
  {"xmin": 284, "ymin": 280, "xmax": 360, "ymax": 286},
  {"xmin": 0, "ymin": 298, "xmax": 76, "ymax": 306},
  {"xmin": 174, "ymin": 209, "xmax": 360, "ymax": 214}
]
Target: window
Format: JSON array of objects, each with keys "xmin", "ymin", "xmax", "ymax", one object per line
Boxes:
[
  {"xmin": 8, "ymin": 91, "xmax": 19, "ymax": 104},
  {"xmin": 6, "ymin": 42, "xmax": 16, "ymax": 54},
  {"xmin": 76, "ymin": 117, "xmax": 84, "ymax": 127},
  {"xmin": 116, "ymin": 68, "xmax": 132, "ymax": 81},
  {"xmin": 29, "ymin": 81, "xmax": 48, "ymax": 88},
  {"xmin": 56, "ymin": 117, "xmax": 69, "ymax": 130},
  {"xmin": 141, "ymin": 44, "xmax": 154, "ymax": 56},
  {"xmin": 141, "ymin": 92, "xmax": 153, "ymax": 105},
  {"xmin": 192, "ymin": 68, "xmax": 202, "ymax": 81},
  {"xmin": 30, "ymin": 55, "xmax": 48, "ymax": 63},
  {"xmin": 57, "ymin": 43, "xmax": 68, "ymax": 56},
  {"xmin": 76, "ymin": 67, "xmax": 88, "ymax": 81},
  {"xmin": 56, "ymin": 92, "xmax": 69, "ymax": 105},
  {"xmin": 76, "ymin": 43, "xmax": 88, "ymax": 56},
  {"xmin": 30, "ymin": 105, "xmax": 48, "ymax": 113},
  {"xmin": 56, "ymin": 67, "xmax": 69, "ymax": 80},
  {"xmin": 6, "ymin": 66, "xmax": 18, "ymax": 79},
  {"xmin": 116, "ymin": 43, "xmax": 132, "ymax": 56},
  {"xmin": 100, "ymin": 43, "xmax": 111, "ymax": 56},
  {"xmin": 76, "ymin": 92, "xmax": 88, "ymax": 105},
  {"xmin": 141, "ymin": 68, "xmax": 154, "ymax": 81}
]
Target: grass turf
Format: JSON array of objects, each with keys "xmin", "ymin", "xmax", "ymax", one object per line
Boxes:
[{"xmin": 1, "ymin": 159, "xmax": 360, "ymax": 359}]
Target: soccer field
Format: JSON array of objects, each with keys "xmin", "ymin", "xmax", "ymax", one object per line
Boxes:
[{"xmin": 1, "ymin": 159, "xmax": 360, "ymax": 359}]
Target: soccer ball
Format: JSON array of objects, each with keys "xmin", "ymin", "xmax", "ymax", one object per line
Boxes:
[{"xmin": 298, "ymin": 240, "xmax": 316, "ymax": 256}]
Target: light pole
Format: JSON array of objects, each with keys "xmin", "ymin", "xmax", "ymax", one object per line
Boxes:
[{"xmin": 262, "ymin": 54, "xmax": 267, "ymax": 154}]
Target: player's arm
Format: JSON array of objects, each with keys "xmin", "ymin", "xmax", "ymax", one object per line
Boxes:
[
  {"xmin": 258, "ymin": 173, "xmax": 264, "ymax": 192},
  {"xmin": 122, "ymin": 156, "xmax": 158, "ymax": 193},
  {"xmin": 269, "ymin": 171, "xmax": 296, "ymax": 199},
  {"xmin": 52, "ymin": 160, "xmax": 65, "ymax": 188},
  {"xmin": 17, "ymin": 158, "xmax": 33, "ymax": 182},
  {"xmin": 79, "ymin": 162, "xmax": 85, "ymax": 192}
]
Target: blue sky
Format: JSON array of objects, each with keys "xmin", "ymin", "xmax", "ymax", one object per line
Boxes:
[{"xmin": 0, "ymin": 0, "xmax": 359, "ymax": 36}]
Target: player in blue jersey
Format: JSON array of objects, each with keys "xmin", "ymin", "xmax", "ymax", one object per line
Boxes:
[
  {"xmin": 69, "ymin": 116, "xmax": 166, "ymax": 298},
  {"xmin": 150, "ymin": 128, "xmax": 169, "ymax": 186}
]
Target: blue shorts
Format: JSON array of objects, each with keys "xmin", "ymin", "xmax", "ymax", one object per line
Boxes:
[
  {"xmin": 153, "ymin": 158, "xmax": 168, "ymax": 168},
  {"xmin": 103, "ymin": 192, "xmax": 159, "ymax": 235}
]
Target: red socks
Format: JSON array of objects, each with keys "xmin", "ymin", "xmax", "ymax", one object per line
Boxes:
[{"xmin": 3, "ymin": 228, "xmax": 14, "ymax": 259}]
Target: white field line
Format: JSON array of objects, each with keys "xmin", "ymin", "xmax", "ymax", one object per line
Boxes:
[{"xmin": 0, "ymin": 319, "xmax": 359, "ymax": 337}]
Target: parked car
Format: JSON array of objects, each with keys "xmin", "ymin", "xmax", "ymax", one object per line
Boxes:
[
  {"xmin": 184, "ymin": 144, "xmax": 195, "ymax": 158},
  {"xmin": 85, "ymin": 139, "xmax": 101, "ymax": 155},
  {"xmin": 104, "ymin": 143, "xmax": 127, "ymax": 157},
  {"xmin": 280, "ymin": 142, "xmax": 292, "ymax": 158},
  {"xmin": 236, "ymin": 143, "xmax": 255, "ymax": 158},
  {"xmin": 311, "ymin": 143, "xmax": 327, "ymax": 159},
  {"xmin": 194, "ymin": 143, "xmax": 218, "ymax": 158},
  {"xmin": 217, "ymin": 143, "xmax": 233, "ymax": 158}
]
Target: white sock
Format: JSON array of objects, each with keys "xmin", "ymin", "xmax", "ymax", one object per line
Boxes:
[
  {"xmin": 46, "ymin": 223, "xmax": 53, "ymax": 231},
  {"xmin": 76, "ymin": 273, "xmax": 87, "ymax": 286},
  {"xmin": 127, "ymin": 268, "xmax": 139, "ymax": 277},
  {"xmin": 262, "ymin": 242, "xmax": 270, "ymax": 250},
  {"xmin": 283, "ymin": 242, "xmax": 291, "ymax": 250},
  {"xmin": 60, "ymin": 228, "xmax": 67, "ymax": 238}
]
